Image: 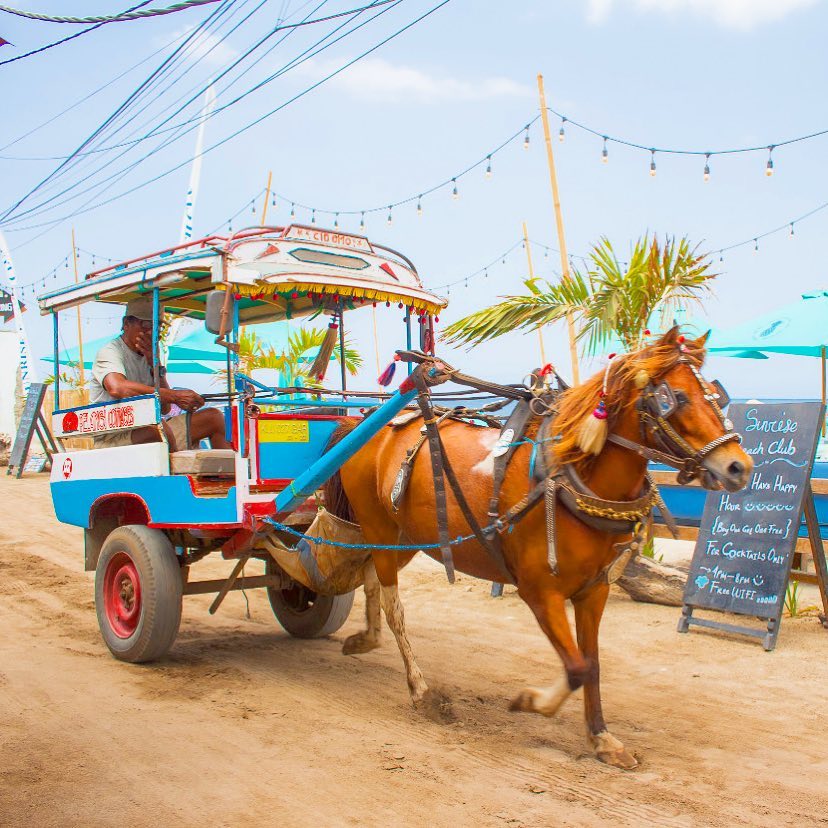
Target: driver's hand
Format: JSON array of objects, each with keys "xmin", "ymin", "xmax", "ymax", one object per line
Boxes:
[
  {"xmin": 174, "ymin": 389, "xmax": 205, "ymax": 412},
  {"xmin": 135, "ymin": 330, "xmax": 153, "ymax": 363}
]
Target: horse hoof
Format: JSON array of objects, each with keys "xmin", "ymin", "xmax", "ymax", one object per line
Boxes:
[
  {"xmin": 508, "ymin": 689, "xmax": 534, "ymax": 714},
  {"xmin": 414, "ymin": 687, "xmax": 455, "ymax": 723},
  {"xmin": 342, "ymin": 633, "xmax": 379, "ymax": 655},
  {"xmin": 596, "ymin": 748, "xmax": 639, "ymax": 770}
]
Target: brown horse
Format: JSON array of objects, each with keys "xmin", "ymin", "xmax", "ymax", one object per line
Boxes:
[{"xmin": 324, "ymin": 328, "xmax": 752, "ymax": 768}]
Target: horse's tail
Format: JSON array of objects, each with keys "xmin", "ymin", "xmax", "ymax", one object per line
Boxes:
[{"xmin": 321, "ymin": 419, "xmax": 359, "ymax": 523}]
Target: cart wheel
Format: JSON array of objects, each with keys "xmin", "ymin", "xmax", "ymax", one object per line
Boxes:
[
  {"xmin": 265, "ymin": 559, "xmax": 354, "ymax": 638},
  {"xmin": 95, "ymin": 525, "xmax": 182, "ymax": 663}
]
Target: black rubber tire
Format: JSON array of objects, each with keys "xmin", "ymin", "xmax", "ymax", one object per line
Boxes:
[
  {"xmin": 95, "ymin": 525, "xmax": 182, "ymax": 663},
  {"xmin": 265, "ymin": 558, "xmax": 354, "ymax": 638}
]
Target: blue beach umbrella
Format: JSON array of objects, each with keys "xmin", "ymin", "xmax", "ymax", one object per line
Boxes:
[{"xmin": 709, "ymin": 289, "xmax": 828, "ymax": 413}]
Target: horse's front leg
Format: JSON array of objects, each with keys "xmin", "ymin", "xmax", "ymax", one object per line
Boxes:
[
  {"xmin": 574, "ymin": 583, "xmax": 638, "ymax": 769},
  {"xmin": 373, "ymin": 550, "xmax": 430, "ymax": 705},
  {"xmin": 342, "ymin": 560, "xmax": 382, "ymax": 655},
  {"xmin": 509, "ymin": 575, "xmax": 589, "ymax": 718}
]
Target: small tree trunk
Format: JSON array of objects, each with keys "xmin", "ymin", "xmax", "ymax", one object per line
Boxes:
[{"xmin": 615, "ymin": 556, "xmax": 689, "ymax": 607}]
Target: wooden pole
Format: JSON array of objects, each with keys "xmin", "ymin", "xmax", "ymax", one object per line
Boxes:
[
  {"xmin": 71, "ymin": 228, "xmax": 85, "ymax": 387},
  {"xmin": 260, "ymin": 170, "xmax": 273, "ymax": 226},
  {"xmin": 522, "ymin": 221, "xmax": 546, "ymax": 365},
  {"xmin": 822, "ymin": 345, "xmax": 826, "ymax": 437},
  {"xmin": 537, "ymin": 73, "xmax": 579, "ymax": 384}
]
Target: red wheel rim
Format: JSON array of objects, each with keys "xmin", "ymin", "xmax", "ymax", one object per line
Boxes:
[{"xmin": 103, "ymin": 551, "xmax": 142, "ymax": 638}]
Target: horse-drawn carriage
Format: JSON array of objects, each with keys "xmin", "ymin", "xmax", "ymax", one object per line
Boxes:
[
  {"xmin": 39, "ymin": 225, "xmax": 449, "ymax": 659},
  {"xmin": 39, "ymin": 224, "xmax": 751, "ymax": 768}
]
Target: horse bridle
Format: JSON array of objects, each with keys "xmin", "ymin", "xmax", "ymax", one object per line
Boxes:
[{"xmin": 607, "ymin": 356, "xmax": 741, "ymax": 486}]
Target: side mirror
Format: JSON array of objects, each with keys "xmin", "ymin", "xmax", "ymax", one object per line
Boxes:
[{"xmin": 205, "ymin": 290, "xmax": 234, "ymax": 335}]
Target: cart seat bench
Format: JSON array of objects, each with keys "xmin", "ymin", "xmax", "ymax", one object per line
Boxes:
[{"xmin": 170, "ymin": 449, "xmax": 235, "ymax": 477}]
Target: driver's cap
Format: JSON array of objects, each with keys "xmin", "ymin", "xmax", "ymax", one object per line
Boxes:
[{"xmin": 124, "ymin": 297, "xmax": 159, "ymax": 321}]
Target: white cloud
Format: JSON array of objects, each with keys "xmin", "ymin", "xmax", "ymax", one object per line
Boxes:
[
  {"xmin": 584, "ymin": 0, "xmax": 820, "ymax": 30},
  {"xmin": 305, "ymin": 58, "xmax": 531, "ymax": 104}
]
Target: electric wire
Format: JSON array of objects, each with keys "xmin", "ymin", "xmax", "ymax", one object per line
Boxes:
[{"xmin": 3, "ymin": 0, "xmax": 406, "ymax": 230}]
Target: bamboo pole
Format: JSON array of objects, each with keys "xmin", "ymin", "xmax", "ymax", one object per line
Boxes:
[
  {"xmin": 522, "ymin": 221, "xmax": 546, "ymax": 365},
  {"xmin": 260, "ymin": 170, "xmax": 273, "ymax": 226},
  {"xmin": 822, "ymin": 345, "xmax": 826, "ymax": 437},
  {"xmin": 71, "ymin": 228, "xmax": 85, "ymax": 387},
  {"xmin": 537, "ymin": 73, "xmax": 579, "ymax": 384}
]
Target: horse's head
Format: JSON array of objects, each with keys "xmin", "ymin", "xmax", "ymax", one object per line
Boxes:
[
  {"xmin": 625, "ymin": 326, "xmax": 752, "ymax": 492},
  {"xmin": 551, "ymin": 326, "xmax": 752, "ymax": 492}
]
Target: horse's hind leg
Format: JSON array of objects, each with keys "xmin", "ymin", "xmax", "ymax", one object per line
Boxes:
[
  {"xmin": 574, "ymin": 584, "xmax": 637, "ymax": 769},
  {"xmin": 374, "ymin": 551, "xmax": 429, "ymax": 704},
  {"xmin": 342, "ymin": 561, "xmax": 382, "ymax": 655}
]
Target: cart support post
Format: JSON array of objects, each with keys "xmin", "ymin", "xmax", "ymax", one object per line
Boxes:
[{"xmin": 274, "ymin": 377, "xmax": 422, "ymax": 514}]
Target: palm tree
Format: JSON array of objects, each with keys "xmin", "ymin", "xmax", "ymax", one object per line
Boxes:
[
  {"xmin": 443, "ymin": 235, "xmax": 717, "ymax": 356},
  {"xmin": 218, "ymin": 327, "xmax": 362, "ymax": 387}
]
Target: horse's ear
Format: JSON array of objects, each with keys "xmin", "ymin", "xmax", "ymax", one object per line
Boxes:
[
  {"xmin": 660, "ymin": 324, "xmax": 681, "ymax": 345},
  {"xmin": 693, "ymin": 330, "xmax": 711, "ymax": 347}
]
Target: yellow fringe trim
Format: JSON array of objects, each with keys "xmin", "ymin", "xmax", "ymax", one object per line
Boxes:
[{"xmin": 231, "ymin": 281, "xmax": 444, "ymax": 316}]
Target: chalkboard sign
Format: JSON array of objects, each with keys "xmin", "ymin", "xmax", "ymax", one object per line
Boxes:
[
  {"xmin": 678, "ymin": 401, "xmax": 825, "ymax": 650},
  {"xmin": 7, "ymin": 383, "xmax": 56, "ymax": 478}
]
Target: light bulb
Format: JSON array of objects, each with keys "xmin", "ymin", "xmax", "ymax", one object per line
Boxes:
[
  {"xmin": 416, "ymin": 197, "xmax": 423, "ymax": 216},
  {"xmin": 251, "ymin": 201, "xmax": 256, "ymax": 214},
  {"xmin": 601, "ymin": 137, "xmax": 608, "ymax": 164},
  {"xmin": 789, "ymin": 223, "xmax": 795, "ymax": 237},
  {"xmin": 451, "ymin": 178, "xmax": 459, "ymax": 200},
  {"xmin": 558, "ymin": 118, "xmax": 566, "ymax": 142},
  {"xmin": 485, "ymin": 155, "xmax": 492, "ymax": 178},
  {"xmin": 290, "ymin": 203, "xmax": 295, "ymax": 219},
  {"xmin": 359, "ymin": 212, "xmax": 365, "ymax": 231},
  {"xmin": 523, "ymin": 125, "xmax": 530, "ymax": 149},
  {"xmin": 311, "ymin": 208, "xmax": 316, "ymax": 224},
  {"xmin": 754, "ymin": 238, "xmax": 759, "ymax": 253},
  {"xmin": 334, "ymin": 213, "xmax": 339, "ymax": 228},
  {"xmin": 703, "ymin": 153, "xmax": 710, "ymax": 182},
  {"xmin": 649, "ymin": 150, "xmax": 657, "ymax": 177},
  {"xmin": 765, "ymin": 147, "xmax": 774, "ymax": 177},
  {"xmin": 387, "ymin": 207, "xmax": 393, "ymax": 226}
]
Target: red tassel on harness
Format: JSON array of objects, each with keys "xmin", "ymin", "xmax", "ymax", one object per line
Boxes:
[{"xmin": 378, "ymin": 354, "xmax": 400, "ymax": 386}]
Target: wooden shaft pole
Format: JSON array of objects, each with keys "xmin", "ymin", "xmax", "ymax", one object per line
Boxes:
[
  {"xmin": 537, "ymin": 73, "xmax": 579, "ymax": 384},
  {"xmin": 71, "ymin": 228, "xmax": 85, "ymax": 387},
  {"xmin": 260, "ymin": 170, "xmax": 273, "ymax": 226},
  {"xmin": 522, "ymin": 221, "xmax": 546, "ymax": 365}
]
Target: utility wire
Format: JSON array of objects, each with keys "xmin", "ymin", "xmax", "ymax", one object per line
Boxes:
[
  {"xmin": 3, "ymin": 0, "xmax": 401, "ymax": 228},
  {"xmin": 0, "ymin": 0, "xmax": 220, "ymax": 24},
  {"xmin": 0, "ymin": 0, "xmax": 236, "ymax": 222}
]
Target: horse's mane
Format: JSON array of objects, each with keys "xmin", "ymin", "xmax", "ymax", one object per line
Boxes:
[{"xmin": 551, "ymin": 333, "xmax": 707, "ymax": 470}]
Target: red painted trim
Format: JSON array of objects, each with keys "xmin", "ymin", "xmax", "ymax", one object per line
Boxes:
[
  {"xmin": 148, "ymin": 522, "xmax": 242, "ymax": 530},
  {"xmin": 399, "ymin": 376, "xmax": 416, "ymax": 394}
]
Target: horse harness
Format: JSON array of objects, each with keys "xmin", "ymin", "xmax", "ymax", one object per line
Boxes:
[{"xmin": 391, "ymin": 350, "xmax": 740, "ymax": 597}]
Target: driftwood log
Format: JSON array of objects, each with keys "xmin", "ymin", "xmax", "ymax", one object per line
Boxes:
[{"xmin": 615, "ymin": 556, "xmax": 689, "ymax": 607}]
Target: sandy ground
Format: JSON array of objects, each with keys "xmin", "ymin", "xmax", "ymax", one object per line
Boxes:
[{"xmin": 2, "ymin": 475, "xmax": 828, "ymax": 828}]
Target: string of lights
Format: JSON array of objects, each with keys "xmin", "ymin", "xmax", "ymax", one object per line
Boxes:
[
  {"xmin": 547, "ymin": 107, "xmax": 828, "ymax": 179},
  {"xmin": 1, "ymin": 244, "xmax": 113, "ymax": 299},
  {"xmin": 269, "ymin": 116, "xmax": 540, "ymax": 229}
]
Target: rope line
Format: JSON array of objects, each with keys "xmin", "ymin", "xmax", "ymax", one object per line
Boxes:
[{"xmin": 0, "ymin": 0, "xmax": 220, "ymax": 24}]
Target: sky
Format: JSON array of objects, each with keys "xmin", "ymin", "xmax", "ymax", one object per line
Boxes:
[{"xmin": 0, "ymin": 0, "xmax": 827, "ymax": 398}]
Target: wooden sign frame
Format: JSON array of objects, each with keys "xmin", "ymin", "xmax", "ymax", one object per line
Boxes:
[
  {"xmin": 7, "ymin": 383, "xmax": 60, "ymax": 478},
  {"xmin": 678, "ymin": 402, "xmax": 828, "ymax": 650}
]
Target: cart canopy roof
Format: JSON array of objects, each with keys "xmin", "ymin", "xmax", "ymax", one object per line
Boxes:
[{"xmin": 38, "ymin": 225, "xmax": 448, "ymax": 323}]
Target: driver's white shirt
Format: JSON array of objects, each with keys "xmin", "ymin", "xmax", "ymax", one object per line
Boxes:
[{"xmin": 90, "ymin": 335, "xmax": 153, "ymax": 404}]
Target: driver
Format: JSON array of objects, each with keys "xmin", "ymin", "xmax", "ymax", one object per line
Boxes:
[{"xmin": 90, "ymin": 298, "xmax": 231, "ymax": 451}]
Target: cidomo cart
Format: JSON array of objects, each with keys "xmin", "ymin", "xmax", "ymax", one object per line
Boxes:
[{"xmin": 38, "ymin": 225, "xmax": 452, "ymax": 662}]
